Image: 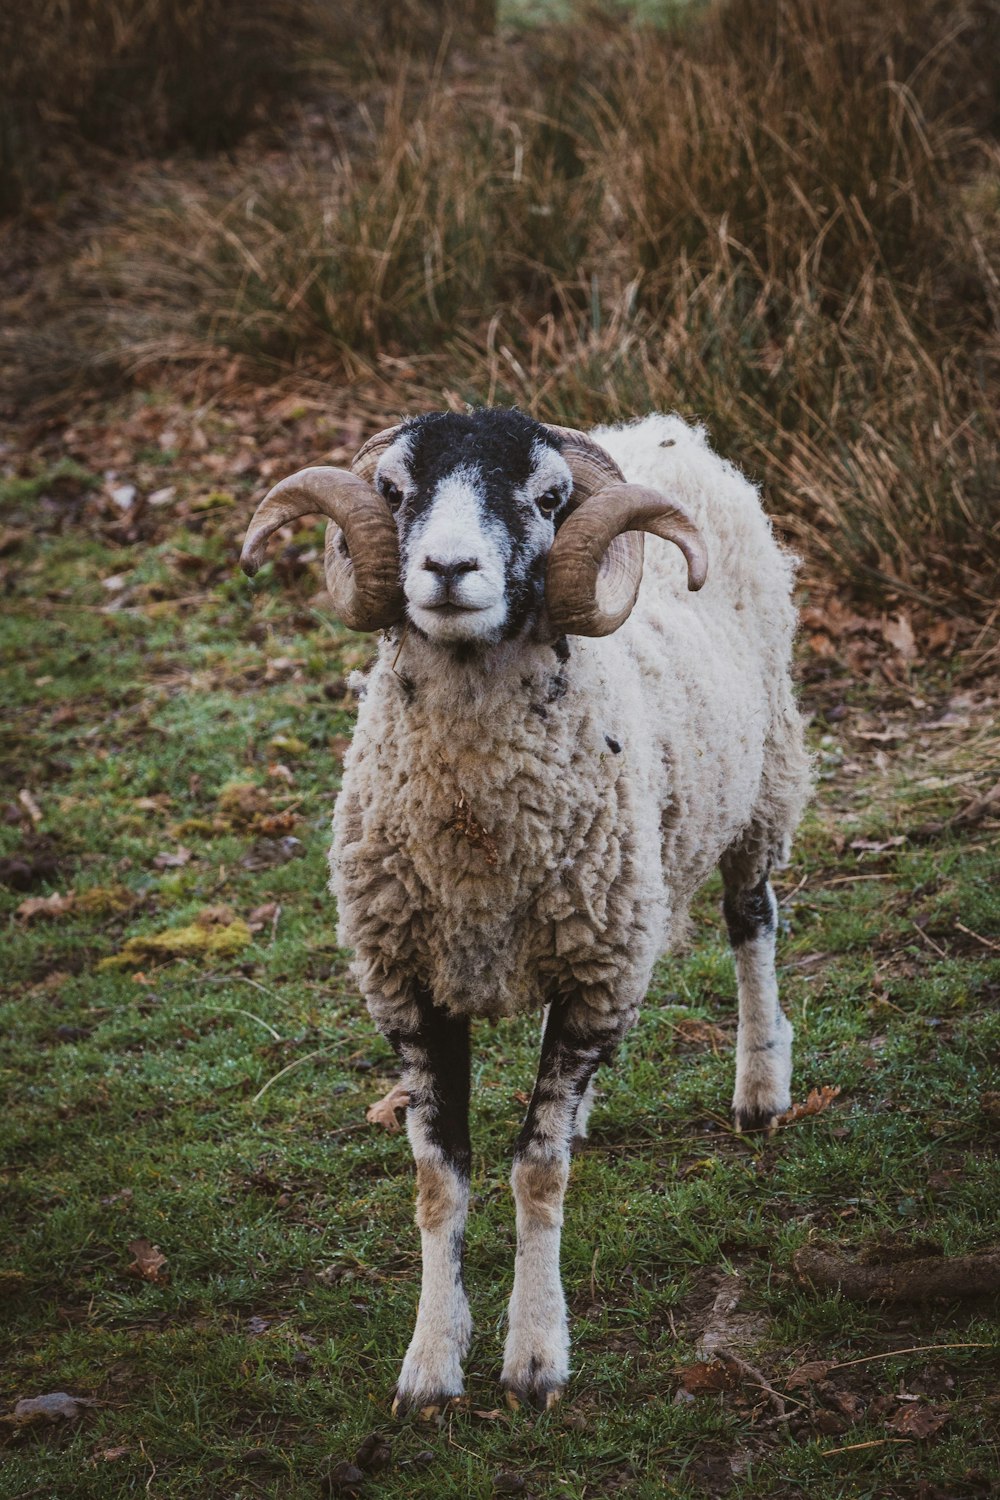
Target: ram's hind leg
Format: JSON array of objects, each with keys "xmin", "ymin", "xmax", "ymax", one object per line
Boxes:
[
  {"xmin": 720, "ymin": 852, "xmax": 793, "ymax": 1132},
  {"xmin": 389, "ymin": 988, "xmax": 472, "ymax": 1416},
  {"xmin": 503, "ymin": 999, "xmax": 614, "ymax": 1409}
]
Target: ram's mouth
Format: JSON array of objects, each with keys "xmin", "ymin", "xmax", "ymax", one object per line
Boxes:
[{"xmin": 424, "ymin": 600, "xmax": 488, "ymax": 615}]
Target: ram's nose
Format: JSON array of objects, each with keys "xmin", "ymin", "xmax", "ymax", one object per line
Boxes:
[{"xmin": 423, "ymin": 556, "xmax": 480, "ymax": 587}]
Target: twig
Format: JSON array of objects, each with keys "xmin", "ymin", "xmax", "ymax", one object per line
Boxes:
[
  {"xmin": 910, "ymin": 776, "xmax": 1000, "ymax": 842},
  {"xmin": 912, "ymin": 922, "xmax": 948, "ymax": 958},
  {"xmin": 822, "ymin": 1438, "xmax": 911, "ymax": 1457},
  {"xmin": 718, "ymin": 1351, "xmax": 787, "ymax": 1419},
  {"xmin": 252, "ymin": 1046, "xmax": 332, "ymax": 1104},
  {"xmin": 955, "ymin": 921, "xmax": 1000, "ymax": 953},
  {"xmin": 827, "ymin": 1341, "xmax": 993, "ymax": 1372},
  {"xmin": 171, "ymin": 1000, "xmax": 281, "ymax": 1041}
]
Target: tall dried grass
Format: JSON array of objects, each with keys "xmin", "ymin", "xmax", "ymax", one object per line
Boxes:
[{"xmin": 5, "ymin": 0, "xmax": 998, "ymax": 620}]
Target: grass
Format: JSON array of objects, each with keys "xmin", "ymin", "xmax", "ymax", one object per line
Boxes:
[{"xmin": 1, "ymin": 393, "xmax": 998, "ymax": 1496}]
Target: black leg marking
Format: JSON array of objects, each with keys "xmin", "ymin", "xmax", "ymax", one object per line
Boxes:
[
  {"xmin": 720, "ymin": 865, "xmax": 792, "ymax": 1133},
  {"xmin": 723, "ymin": 875, "xmax": 775, "ymax": 948},
  {"xmin": 390, "ymin": 988, "xmax": 473, "ymax": 1417},
  {"xmin": 504, "ymin": 999, "xmax": 619, "ymax": 1408}
]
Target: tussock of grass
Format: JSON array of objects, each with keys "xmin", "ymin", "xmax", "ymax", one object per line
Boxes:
[{"xmin": 8, "ymin": 0, "xmax": 997, "ymax": 627}]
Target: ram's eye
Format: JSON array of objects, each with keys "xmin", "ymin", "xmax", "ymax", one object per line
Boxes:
[
  {"xmin": 536, "ymin": 488, "xmax": 564, "ymax": 516},
  {"xmin": 379, "ymin": 477, "xmax": 404, "ymax": 511}
]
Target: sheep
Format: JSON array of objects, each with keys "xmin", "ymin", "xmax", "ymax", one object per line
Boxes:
[{"xmin": 240, "ymin": 407, "xmax": 812, "ymax": 1416}]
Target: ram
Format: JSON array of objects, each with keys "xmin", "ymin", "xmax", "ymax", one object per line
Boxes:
[{"xmin": 240, "ymin": 408, "xmax": 812, "ymax": 1414}]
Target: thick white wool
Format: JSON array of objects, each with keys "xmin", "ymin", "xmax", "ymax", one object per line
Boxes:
[{"xmin": 330, "ymin": 415, "xmax": 811, "ymax": 1040}]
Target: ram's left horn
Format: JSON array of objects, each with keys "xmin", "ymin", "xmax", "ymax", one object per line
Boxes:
[
  {"xmin": 240, "ymin": 460, "xmax": 405, "ymax": 633},
  {"xmin": 545, "ymin": 425, "xmax": 708, "ymax": 637}
]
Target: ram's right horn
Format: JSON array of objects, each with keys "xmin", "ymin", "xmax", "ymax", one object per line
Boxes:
[
  {"xmin": 545, "ymin": 426, "xmax": 708, "ymax": 637},
  {"xmin": 240, "ymin": 430, "xmax": 405, "ymax": 633}
]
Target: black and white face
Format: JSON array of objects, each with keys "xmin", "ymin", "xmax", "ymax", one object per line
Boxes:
[{"xmin": 372, "ymin": 410, "xmax": 573, "ymax": 645}]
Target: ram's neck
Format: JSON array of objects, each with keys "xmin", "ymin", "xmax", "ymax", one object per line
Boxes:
[{"xmin": 375, "ymin": 629, "xmax": 575, "ymax": 727}]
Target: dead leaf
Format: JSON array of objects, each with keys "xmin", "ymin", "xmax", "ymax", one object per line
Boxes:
[
  {"xmin": 127, "ymin": 1238, "xmax": 168, "ymax": 1282},
  {"xmin": 366, "ymin": 1083, "xmax": 410, "ymax": 1132},
  {"xmin": 679, "ymin": 1360, "xmax": 736, "ymax": 1395},
  {"xmin": 239, "ymin": 836, "xmax": 304, "ymax": 870},
  {"xmin": 883, "ymin": 614, "xmax": 917, "ymax": 659},
  {"xmin": 18, "ymin": 788, "xmax": 43, "ymax": 824},
  {"xmin": 217, "ymin": 782, "xmax": 272, "ymax": 829},
  {"xmin": 3, "ymin": 1392, "xmax": 97, "ymax": 1427},
  {"xmin": 248, "ymin": 902, "xmax": 281, "ymax": 934},
  {"xmin": 672, "ymin": 1018, "xmax": 729, "ymax": 1048},
  {"xmin": 153, "ymin": 846, "xmax": 192, "ymax": 869},
  {"xmin": 887, "ymin": 1403, "xmax": 950, "ymax": 1439},
  {"xmin": 93, "ymin": 1445, "xmax": 130, "ymax": 1462},
  {"xmin": 195, "ymin": 903, "xmax": 236, "ymax": 927},
  {"xmin": 786, "ymin": 1360, "xmax": 834, "ymax": 1389},
  {"xmin": 849, "ymin": 836, "xmax": 906, "ymax": 853},
  {"xmin": 778, "ymin": 1085, "xmax": 842, "ymax": 1126},
  {"xmin": 16, "ymin": 891, "xmax": 74, "ymax": 921}
]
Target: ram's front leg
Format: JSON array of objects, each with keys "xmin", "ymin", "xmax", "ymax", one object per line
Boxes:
[
  {"xmin": 390, "ymin": 989, "xmax": 472, "ymax": 1417},
  {"xmin": 503, "ymin": 999, "xmax": 613, "ymax": 1409}
]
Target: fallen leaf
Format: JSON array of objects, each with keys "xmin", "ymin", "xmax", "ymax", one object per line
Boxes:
[
  {"xmin": 127, "ymin": 1238, "xmax": 168, "ymax": 1282},
  {"xmin": 777, "ymin": 1085, "xmax": 842, "ymax": 1126},
  {"xmin": 887, "ymin": 1403, "xmax": 950, "ymax": 1439},
  {"xmin": 849, "ymin": 836, "xmax": 906, "ymax": 853},
  {"xmin": 883, "ymin": 614, "xmax": 917, "ymax": 659},
  {"xmin": 217, "ymin": 782, "xmax": 272, "ymax": 829},
  {"xmin": 3, "ymin": 1392, "xmax": 97, "ymax": 1427},
  {"xmin": 239, "ymin": 836, "xmax": 304, "ymax": 871},
  {"xmin": 153, "ymin": 846, "xmax": 192, "ymax": 869},
  {"xmin": 18, "ymin": 788, "xmax": 43, "ymax": 824},
  {"xmin": 785, "ymin": 1360, "xmax": 833, "ymax": 1389},
  {"xmin": 16, "ymin": 891, "xmax": 74, "ymax": 921},
  {"xmin": 93, "ymin": 1445, "xmax": 130, "ymax": 1462},
  {"xmin": 366, "ymin": 1083, "xmax": 410, "ymax": 1132},
  {"xmin": 679, "ymin": 1360, "xmax": 736, "ymax": 1395},
  {"xmin": 195, "ymin": 903, "xmax": 236, "ymax": 927},
  {"xmin": 672, "ymin": 1017, "xmax": 729, "ymax": 1048},
  {"xmin": 248, "ymin": 902, "xmax": 281, "ymax": 934}
]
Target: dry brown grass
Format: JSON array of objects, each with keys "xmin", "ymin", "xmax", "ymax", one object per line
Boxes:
[{"xmin": 3, "ymin": 0, "xmax": 998, "ymax": 628}]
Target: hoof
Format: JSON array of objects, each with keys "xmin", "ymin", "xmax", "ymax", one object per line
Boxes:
[
  {"xmin": 391, "ymin": 1391, "xmax": 463, "ymax": 1421},
  {"xmin": 503, "ymin": 1382, "xmax": 564, "ymax": 1413},
  {"xmin": 733, "ymin": 1105, "xmax": 779, "ymax": 1134}
]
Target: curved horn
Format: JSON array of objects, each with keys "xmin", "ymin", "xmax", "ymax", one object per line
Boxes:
[
  {"xmin": 544, "ymin": 425, "xmax": 708, "ymax": 637},
  {"xmin": 351, "ymin": 425, "xmax": 405, "ymax": 482},
  {"xmin": 240, "ymin": 459, "xmax": 405, "ymax": 633}
]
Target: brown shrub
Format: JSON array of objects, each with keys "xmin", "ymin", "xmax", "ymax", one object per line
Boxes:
[{"xmin": 4, "ymin": 0, "xmax": 998, "ymax": 621}]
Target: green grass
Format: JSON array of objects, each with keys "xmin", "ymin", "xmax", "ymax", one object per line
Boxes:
[{"xmin": 1, "ymin": 415, "xmax": 998, "ymax": 1497}]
